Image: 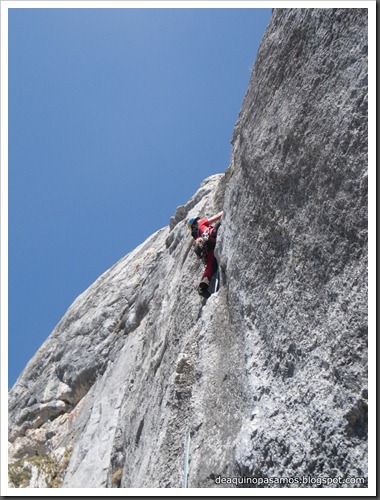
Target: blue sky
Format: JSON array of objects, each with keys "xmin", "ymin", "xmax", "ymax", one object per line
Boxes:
[{"xmin": 8, "ymin": 6, "xmax": 271, "ymax": 387}]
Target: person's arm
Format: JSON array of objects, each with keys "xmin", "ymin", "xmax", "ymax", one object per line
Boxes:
[{"xmin": 208, "ymin": 211, "xmax": 223, "ymax": 225}]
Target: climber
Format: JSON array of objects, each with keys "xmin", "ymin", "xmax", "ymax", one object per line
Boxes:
[{"xmin": 187, "ymin": 211, "xmax": 223, "ymax": 298}]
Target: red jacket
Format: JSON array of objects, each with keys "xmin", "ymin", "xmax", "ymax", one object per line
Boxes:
[{"xmin": 197, "ymin": 218, "xmax": 217, "ymax": 244}]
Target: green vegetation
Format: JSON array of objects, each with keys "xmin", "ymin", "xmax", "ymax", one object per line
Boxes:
[
  {"xmin": 8, "ymin": 459, "xmax": 32, "ymax": 488},
  {"xmin": 8, "ymin": 447, "xmax": 72, "ymax": 488},
  {"xmin": 111, "ymin": 467, "xmax": 123, "ymax": 487}
]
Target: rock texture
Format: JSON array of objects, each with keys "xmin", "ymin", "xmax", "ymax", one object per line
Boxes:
[
  {"xmin": 219, "ymin": 7, "xmax": 368, "ymax": 485},
  {"xmin": 8, "ymin": 8, "xmax": 368, "ymax": 489}
]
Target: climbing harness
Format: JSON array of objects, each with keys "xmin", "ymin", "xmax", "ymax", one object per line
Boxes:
[{"xmin": 201, "ymin": 229, "xmax": 209, "ymax": 241}]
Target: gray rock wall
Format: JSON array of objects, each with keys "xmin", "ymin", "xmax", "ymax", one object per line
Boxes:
[
  {"xmin": 219, "ymin": 7, "xmax": 368, "ymax": 484},
  {"xmin": 8, "ymin": 8, "xmax": 368, "ymax": 489}
]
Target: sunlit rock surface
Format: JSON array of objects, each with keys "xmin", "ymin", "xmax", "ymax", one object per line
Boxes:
[{"xmin": 8, "ymin": 8, "xmax": 367, "ymax": 489}]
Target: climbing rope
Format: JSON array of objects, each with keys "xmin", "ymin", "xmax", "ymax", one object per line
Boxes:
[
  {"xmin": 214, "ymin": 266, "xmax": 220, "ymax": 293},
  {"xmin": 182, "ymin": 430, "xmax": 191, "ymax": 488}
]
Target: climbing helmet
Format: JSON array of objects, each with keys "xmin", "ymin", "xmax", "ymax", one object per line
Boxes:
[{"xmin": 187, "ymin": 216, "xmax": 198, "ymax": 231}]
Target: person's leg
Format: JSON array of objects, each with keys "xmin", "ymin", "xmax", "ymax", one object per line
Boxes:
[{"xmin": 198, "ymin": 251, "xmax": 217, "ymax": 296}]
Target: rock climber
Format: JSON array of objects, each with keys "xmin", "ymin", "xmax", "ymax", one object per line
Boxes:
[{"xmin": 187, "ymin": 211, "xmax": 223, "ymax": 298}]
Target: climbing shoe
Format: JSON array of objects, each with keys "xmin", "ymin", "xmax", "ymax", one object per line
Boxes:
[
  {"xmin": 199, "ymin": 277, "xmax": 210, "ymax": 288},
  {"xmin": 198, "ymin": 287, "xmax": 211, "ymax": 299},
  {"xmin": 198, "ymin": 277, "xmax": 211, "ymax": 298}
]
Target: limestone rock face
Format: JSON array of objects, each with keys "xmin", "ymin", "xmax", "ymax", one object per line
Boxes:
[
  {"xmin": 8, "ymin": 8, "xmax": 368, "ymax": 489},
  {"xmin": 218, "ymin": 8, "xmax": 368, "ymax": 484}
]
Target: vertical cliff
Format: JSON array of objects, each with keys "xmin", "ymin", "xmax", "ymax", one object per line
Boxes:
[
  {"xmin": 8, "ymin": 8, "xmax": 368, "ymax": 489},
  {"xmin": 219, "ymin": 7, "xmax": 368, "ymax": 485}
]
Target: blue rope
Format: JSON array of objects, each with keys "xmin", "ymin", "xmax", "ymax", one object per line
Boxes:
[
  {"xmin": 182, "ymin": 430, "xmax": 191, "ymax": 487},
  {"xmin": 214, "ymin": 266, "xmax": 220, "ymax": 293}
]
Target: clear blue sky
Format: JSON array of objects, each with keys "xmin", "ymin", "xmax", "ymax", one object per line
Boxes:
[{"xmin": 8, "ymin": 7, "xmax": 271, "ymax": 387}]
